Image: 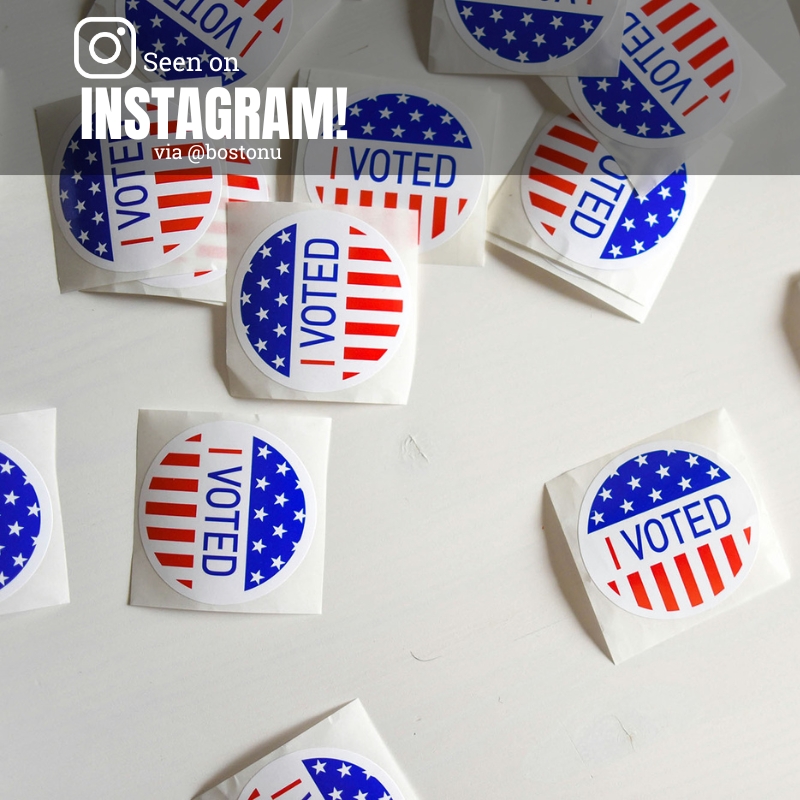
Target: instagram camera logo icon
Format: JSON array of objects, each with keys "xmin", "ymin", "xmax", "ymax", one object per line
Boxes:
[{"xmin": 74, "ymin": 17, "xmax": 137, "ymax": 79}]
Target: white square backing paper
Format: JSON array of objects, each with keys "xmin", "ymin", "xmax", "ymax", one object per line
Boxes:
[
  {"xmin": 0, "ymin": 409, "xmax": 69, "ymax": 617},
  {"xmin": 130, "ymin": 409, "xmax": 330, "ymax": 614},
  {"xmin": 546, "ymin": 409, "xmax": 790, "ymax": 663},
  {"xmin": 194, "ymin": 699, "xmax": 421, "ymax": 800}
]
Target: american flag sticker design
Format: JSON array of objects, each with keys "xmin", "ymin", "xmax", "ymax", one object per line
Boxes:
[
  {"xmin": 52, "ymin": 109, "xmax": 222, "ymax": 273},
  {"xmin": 119, "ymin": 0, "xmax": 291, "ymax": 85},
  {"xmin": 237, "ymin": 748, "xmax": 405, "ymax": 800},
  {"xmin": 302, "ymin": 89, "xmax": 484, "ymax": 253},
  {"xmin": 444, "ymin": 0, "xmax": 620, "ymax": 72},
  {"xmin": 521, "ymin": 115, "xmax": 689, "ymax": 270},
  {"xmin": 578, "ymin": 441, "xmax": 759, "ymax": 620},
  {"xmin": 0, "ymin": 441, "xmax": 53, "ymax": 603},
  {"xmin": 138, "ymin": 421, "xmax": 316, "ymax": 605},
  {"xmin": 233, "ymin": 209, "xmax": 411, "ymax": 393},
  {"xmin": 569, "ymin": 0, "xmax": 741, "ymax": 147}
]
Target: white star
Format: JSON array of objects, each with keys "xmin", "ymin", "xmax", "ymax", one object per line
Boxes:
[
  {"xmin": 273, "ymin": 324, "xmax": 287, "ymax": 337},
  {"xmin": 252, "ymin": 540, "xmax": 266, "ymax": 553},
  {"xmin": 198, "ymin": 50, "xmax": 211, "ymax": 63},
  {"xmin": 591, "ymin": 511, "xmax": 604, "ymax": 525},
  {"xmin": 581, "ymin": 18, "xmax": 594, "ymax": 32},
  {"xmin": 621, "ymin": 78, "xmax": 635, "ymax": 91},
  {"xmin": 622, "ymin": 217, "xmax": 635, "ymax": 231},
  {"xmin": 329, "ymin": 790, "xmax": 343, "ymax": 800},
  {"xmin": 460, "ymin": 5, "xmax": 473, "ymax": 18},
  {"xmin": 708, "ymin": 466, "xmax": 721, "ymax": 479},
  {"xmin": 679, "ymin": 477, "xmax": 692, "ymax": 490},
  {"xmin": 337, "ymin": 764, "xmax": 352, "ymax": 777},
  {"xmin": 636, "ymin": 123, "xmax": 650, "ymax": 136},
  {"xmin": 423, "ymin": 127, "xmax": 435, "ymax": 140},
  {"xmin": 533, "ymin": 32, "xmax": 546, "ymax": 46},
  {"xmin": 272, "ymin": 524, "xmax": 286, "ymax": 538},
  {"xmin": 254, "ymin": 507, "xmax": 267, "ymax": 521},
  {"xmin": 274, "ymin": 493, "xmax": 288, "ymax": 507},
  {"xmin": 0, "ymin": 573, "xmax": 6, "ymax": 586},
  {"xmin": 621, "ymin": 500, "xmax": 634, "ymax": 514},
  {"xmin": 521, "ymin": 12, "xmax": 533, "ymax": 25},
  {"xmin": 600, "ymin": 488, "xmax": 612, "ymax": 501},
  {"xmin": 151, "ymin": 14, "xmax": 162, "ymax": 26},
  {"xmin": 256, "ymin": 477, "xmax": 268, "ymax": 490},
  {"xmin": 12, "ymin": 554, "xmax": 27, "ymax": 567},
  {"xmin": 617, "ymin": 100, "xmax": 630, "ymax": 114},
  {"xmin": 271, "ymin": 356, "xmax": 285, "ymax": 369},
  {"xmin": 658, "ymin": 186, "xmax": 672, "ymax": 201},
  {"xmin": 593, "ymin": 102, "xmax": 606, "ymax": 115},
  {"xmin": 278, "ymin": 230, "xmax": 291, "ymax": 244},
  {"xmin": 86, "ymin": 151, "xmax": 97, "ymax": 164},
  {"xmin": 597, "ymin": 79, "xmax": 610, "ymax": 92},
  {"xmin": 627, "ymin": 477, "xmax": 641, "ymax": 490},
  {"xmin": 128, "ymin": 0, "xmax": 138, "ymax": 8},
  {"xmin": 409, "ymin": 109, "xmax": 423, "ymax": 122},
  {"xmin": 645, "ymin": 213, "xmax": 659, "ymax": 227},
  {"xmin": 175, "ymin": 32, "xmax": 187, "ymax": 45},
  {"xmin": 153, "ymin": 38, "xmax": 164, "ymax": 53},
  {"xmin": 0, "ymin": 461, "xmax": 12, "ymax": 473},
  {"xmin": 490, "ymin": 9, "xmax": 503, "ymax": 22},
  {"xmin": 95, "ymin": 242, "xmax": 108, "ymax": 255},
  {"xmin": 649, "ymin": 489, "xmax": 662, "ymax": 502},
  {"xmin": 59, "ymin": 189, "xmax": 69, "ymax": 202},
  {"xmin": 294, "ymin": 509, "xmax": 306, "ymax": 522},
  {"xmin": 250, "ymin": 571, "xmax": 264, "ymax": 584},
  {"xmin": 88, "ymin": 182, "xmax": 101, "ymax": 195},
  {"xmin": 259, "ymin": 245, "xmax": 271, "ymax": 258},
  {"xmin": 276, "ymin": 293, "xmax": 288, "ymax": 306},
  {"xmin": 350, "ymin": 104, "xmax": 362, "ymax": 117},
  {"xmin": 632, "ymin": 240, "xmax": 645, "ymax": 253},
  {"xmin": 396, "ymin": 94, "xmax": 410, "ymax": 104},
  {"xmin": 27, "ymin": 504, "xmax": 40, "ymax": 517},
  {"xmin": 377, "ymin": 107, "xmax": 392, "ymax": 120},
  {"xmin": 8, "ymin": 522, "xmax": 22, "ymax": 535},
  {"xmin": 609, "ymin": 245, "xmax": 623, "ymax": 258},
  {"xmin": 354, "ymin": 792, "xmax": 368, "ymax": 800},
  {"xmin": 257, "ymin": 308, "xmax": 269, "ymax": 321},
  {"xmin": 550, "ymin": 15, "xmax": 563, "ymax": 28},
  {"xmin": 635, "ymin": 455, "xmax": 648, "ymax": 467},
  {"xmin": 686, "ymin": 454, "xmax": 699, "ymax": 467},
  {"xmin": 276, "ymin": 462, "xmax": 290, "ymax": 475},
  {"xmin": 258, "ymin": 445, "xmax": 271, "ymax": 459},
  {"xmin": 391, "ymin": 125, "xmax": 405, "ymax": 138},
  {"xmin": 271, "ymin": 556, "xmax": 285, "ymax": 570},
  {"xmin": 502, "ymin": 29, "xmax": 516, "ymax": 43},
  {"xmin": 241, "ymin": 292, "xmax": 251, "ymax": 305},
  {"xmin": 662, "ymin": 122, "xmax": 675, "ymax": 135},
  {"xmin": 516, "ymin": 51, "xmax": 529, "ymax": 62},
  {"xmin": 68, "ymin": 139, "xmax": 80, "ymax": 153},
  {"xmin": 71, "ymin": 170, "xmax": 82, "ymax": 183},
  {"xmin": 258, "ymin": 276, "xmax": 271, "ymax": 290},
  {"xmin": 564, "ymin": 37, "xmax": 576, "ymax": 50},
  {"xmin": 7, "ymin": 491, "xmax": 20, "ymax": 506},
  {"xmin": 312, "ymin": 761, "xmax": 326, "ymax": 774},
  {"xmin": 276, "ymin": 261, "xmax": 290, "ymax": 275},
  {"xmin": 254, "ymin": 339, "xmax": 267, "ymax": 353},
  {"xmin": 92, "ymin": 211, "xmax": 104, "ymax": 224},
  {"xmin": 362, "ymin": 122, "xmax": 375, "ymax": 135}
]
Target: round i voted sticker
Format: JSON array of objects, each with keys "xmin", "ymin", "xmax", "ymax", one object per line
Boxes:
[
  {"xmin": 237, "ymin": 749, "xmax": 405, "ymax": 800},
  {"xmin": 521, "ymin": 115, "xmax": 689, "ymax": 269},
  {"xmin": 0, "ymin": 442, "xmax": 53, "ymax": 603},
  {"xmin": 569, "ymin": 0, "xmax": 741, "ymax": 148},
  {"xmin": 139, "ymin": 421, "xmax": 316, "ymax": 605},
  {"xmin": 232, "ymin": 209, "xmax": 411, "ymax": 393},
  {"xmin": 53, "ymin": 109, "xmax": 222, "ymax": 273},
  {"xmin": 303, "ymin": 89, "xmax": 484, "ymax": 252},
  {"xmin": 444, "ymin": 0, "xmax": 621, "ymax": 73},
  {"xmin": 578, "ymin": 441, "xmax": 759, "ymax": 620},
  {"xmin": 118, "ymin": 0, "xmax": 292, "ymax": 85}
]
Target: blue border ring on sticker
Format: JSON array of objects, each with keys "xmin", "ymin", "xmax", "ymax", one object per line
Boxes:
[
  {"xmin": 117, "ymin": 0, "xmax": 292, "ymax": 85},
  {"xmin": 138, "ymin": 420, "xmax": 316, "ymax": 605},
  {"xmin": 569, "ymin": 0, "xmax": 741, "ymax": 147},
  {"xmin": 232, "ymin": 209, "xmax": 412, "ymax": 393},
  {"xmin": 238, "ymin": 748, "xmax": 406, "ymax": 800},
  {"xmin": 52, "ymin": 109, "xmax": 222, "ymax": 273},
  {"xmin": 521, "ymin": 115, "xmax": 689, "ymax": 270},
  {"xmin": 303, "ymin": 88, "xmax": 485, "ymax": 253},
  {"xmin": 444, "ymin": 0, "xmax": 621, "ymax": 73},
  {"xmin": 0, "ymin": 441, "xmax": 53, "ymax": 603},
  {"xmin": 578, "ymin": 441, "xmax": 759, "ymax": 619}
]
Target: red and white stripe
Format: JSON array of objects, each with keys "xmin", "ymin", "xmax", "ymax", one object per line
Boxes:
[
  {"xmin": 640, "ymin": 0, "xmax": 738, "ymax": 107},
  {"xmin": 606, "ymin": 526, "xmax": 752, "ymax": 613},
  {"xmin": 234, "ymin": 0, "xmax": 287, "ymax": 54}
]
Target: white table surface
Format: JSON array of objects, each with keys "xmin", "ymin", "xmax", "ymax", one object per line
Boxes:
[{"xmin": 2, "ymin": 1, "xmax": 800, "ymax": 798}]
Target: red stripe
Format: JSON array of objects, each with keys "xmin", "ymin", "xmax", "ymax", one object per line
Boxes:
[
  {"xmin": 343, "ymin": 347, "xmax": 387, "ymax": 361},
  {"xmin": 529, "ymin": 167, "xmax": 578, "ymax": 196},
  {"xmin": 627, "ymin": 572, "xmax": 653, "ymax": 610},
  {"xmin": 682, "ymin": 95, "xmax": 709, "ymax": 116},
  {"xmin": 239, "ymin": 29, "xmax": 262, "ymax": 57},
  {"xmin": 346, "ymin": 297, "xmax": 403, "ymax": 313},
  {"xmin": 673, "ymin": 17, "xmax": 717, "ymax": 51},
  {"xmin": 227, "ymin": 175, "xmax": 260, "ymax": 190},
  {"xmin": 535, "ymin": 145, "xmax": 588, "ymax": 174},
  {"xmin": 155, "ymin": 167, "xmax": 213, "ymax": 184},
  {"xmin": 254, "ymin": 0, "xmax": 281, "ymax": 21},
  {"xmin": 651, "ymin": 562, "xmax": 680, "ymax": 612},
  {"xmin": 160, "ymin": 217, "xmax": 203, "ymax": 233},
  {"xmin": 335, "ymin": 187, "xmax": 349, "ymax": 204},
  {"xmin": 657, "ymin": 3, "xmax": 699, "ymax": 33},
  {"xmin": 157, "ymin": 192, "xmax": 212, "ymax": 209},
  {"xmin": 675, "ymin": 553, "xmax": 703, "ymax": 606},
  {"xmin": 688, "ymin": 37, "xmax": 729, "ymax": 69},
  {"xmin": 155, "ymin": 552, "xmax": 194, "ymax": 568},
  {"xmin": 148, "ymin": 119, "xmax": 178, "ymax": 136},
  {"xmin": 384, "ymin": 192, "xmax": 398, "ymax": 209},
  {"xmin": 161, "ymin": 452, "xmax": 200, "ymax": 467},
  {"xmin": 149, "ymin": 477, "xmax": 198, "ymax": 493},
  {"xmin": 235, "ymin": 0, "xmax": 251, "ymax": 6},
  {"xmin": 605, "ymin": 537, "xmax": 621, "ymax": 571},
  {"xmin": 147, "ymin": 527, "xmax": 195, "ymax": 543},
  {"xmin": 186, "ymin": 434, "xmax": 202, "ymax": 442},
  {"xmin": 529, "ymin": 192, "xmax": 567, "ymax": 218},
  {"xmin": 360, "ymin": 190, "xmax": 373, "ymax": 207},
  {"xmin": 721, "ymin": 534, "xmax": 742, "ymax": 576},
  {"xmin": 208, "ymin": 448, "xmax": 243, "ymax": 454},
  {"xmin": 705, "ymin": 59, "xmax": 735, "ymax": 88},
  {"xmin": 121, "ymin": 236, "xmax": 154, "ymax": 246},
  {"xmin": 272, "ymin": 780, "xmax": 301, "ymax": 799},
  {"xmin": 330, "ymin": 146, "xmax": 338, "ymax": 179},
  {"xmin": 432, "ymin": 195, "xmax": 447, "ymax": 239},
  {"xmin": 145, "ymin": 501, "xmax": 197, "ymax": 518},
  {"xmin": 348, "ymin": 247, "xmax": 391, "ymax": 262},
  {"xmin": 698, "ymin": 544, "xmax": 725, "ymax": 595},
  {"xmin": 344, "ymin": 322, "xmax": 399, "ymax": 337},
  {"xmin": 347, "ymin": 272, "xmax": 401, "ymax": 287},
  {"xmin": 642, "ymin": 0, "xmax": 673, "ymax": 15},
  {"xmin": 300, "ymin": 359, "xmax": 335, "ymax": 365},
  {"xmin": 247, "ymin": 789, "xmax": 260, "ymax": 800},
  {"xmin": 547, "ymin": 125, "xmax": 598, "ymax": 153}
]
